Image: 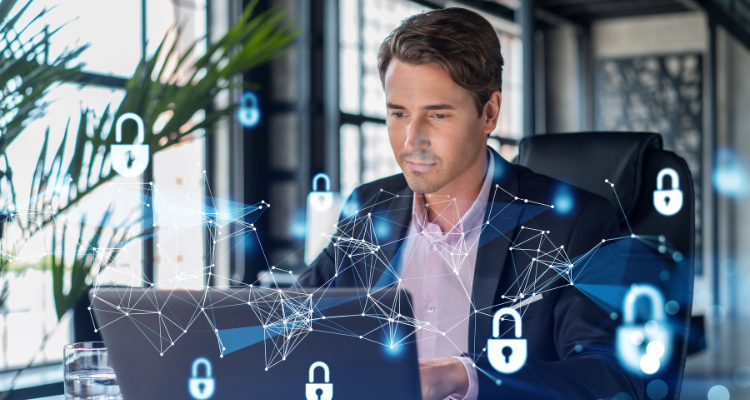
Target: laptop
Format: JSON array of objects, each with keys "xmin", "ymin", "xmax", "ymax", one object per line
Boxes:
[{"xmin": 90, "ymin": 286, "xmax": 422, "ymax": 399}]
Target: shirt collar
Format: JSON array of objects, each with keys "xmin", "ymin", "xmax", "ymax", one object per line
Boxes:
[{"xmin": 411, "ymin": 149, "xmax": 495, "ymax": 235}]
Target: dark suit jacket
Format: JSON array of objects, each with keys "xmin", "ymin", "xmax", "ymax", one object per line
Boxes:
[{"xmin": 298, "ymin": 147, "xmax": 643, "ymax": 399}]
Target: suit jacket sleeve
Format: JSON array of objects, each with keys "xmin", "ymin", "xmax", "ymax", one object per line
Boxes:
[{"xmin": 475, "ymin": 196, "xmax": 645, "ymax": 400}]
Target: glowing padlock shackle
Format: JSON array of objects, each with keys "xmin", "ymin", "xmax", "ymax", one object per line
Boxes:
[
  {"xmin": 312, "ymin": 173, "xmax": 331, "ymax": 192},
  {"xmin": 656, "ymin": 168, "xmax": 679, "ymax": 190},
  {"xmin": 241, "ymin": 91, "xmax": 258, "ymax": 108},
  {"xmin": 309, "ymin": 361, "xmax": 330, "ymax": 383},
  {"xmin": 192, "ymin": 357, "xmax": 212, "ymax": 377},
  {"xmin": 115, "ymin": 112, "xmax": 145, "ymax": 144},
  {"xmin": 492, "ymin": 307, "xmax": 522, "ymax": 338},
  {"xmin": 623, "ymin": 284, "xmax": 665, "ymax": 324}
]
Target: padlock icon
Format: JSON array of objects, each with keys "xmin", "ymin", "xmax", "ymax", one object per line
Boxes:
[
  {"xmin": 305, "ymin": 173, "xmax": 342, "ymax": 265},
  {"xmin": 487, "ymin": 307, "xmax": 527, "ymax": 374},
  {"xmin": 616, "ymin": 285, "xmax": 672, "ymax": 375},
  {"xmin": 305, "ymin": 361, "xmax": 333, "ymax": 400},
  {"xmin": 309, "ymin": 173, "xmax": 333, "ymax": 212},
  {"xmin": 111, "ymin": 113, "xmax": 149, "ymax": 177},
  {"xmin": 653, "ymin": 168, "xmax": 683, "ymax": 216},
  {"xmin": 238, "ymin": 91, "xmax": 260, "ymax": 127},
  {"xmin": 188, "ymin": 357, "xmax": 215, "ymax": 399}
]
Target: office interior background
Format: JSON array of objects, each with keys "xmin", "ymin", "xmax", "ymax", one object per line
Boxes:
[{"xmin": 0, "ymin": 0, "xmax": 749, "ymax": 398}]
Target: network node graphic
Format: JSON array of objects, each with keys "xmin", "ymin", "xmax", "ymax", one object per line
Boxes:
[{"xmin": 1, "ymin": 171, "xmax": 687, "ymax": 382}]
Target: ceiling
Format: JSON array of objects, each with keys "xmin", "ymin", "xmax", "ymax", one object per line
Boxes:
[{"xmin": 535, "ymin": 0, "xmax": 695, "ymax": 23}]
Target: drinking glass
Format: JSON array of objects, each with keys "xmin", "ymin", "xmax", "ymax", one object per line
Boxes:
[{"xmin": 63, "ymin": 342, "xmax": 122, "ymax": 400}]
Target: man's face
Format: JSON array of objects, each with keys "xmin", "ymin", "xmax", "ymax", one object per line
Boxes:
[{"xmin": 384, "ymin": 60, "xmax": 492, "ymax": 194}]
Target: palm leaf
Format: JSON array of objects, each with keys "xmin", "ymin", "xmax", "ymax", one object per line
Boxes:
[
  {"xmin": 6, "ymin": 0, "xmax": 298, "ymax": 319},
  {"xmin": 0, "ymin": 0, "xmax": 87, "ymax": 152},
  {"xmin": 9, "ymin": 1, "xmax": 297, "ymax": 238}
]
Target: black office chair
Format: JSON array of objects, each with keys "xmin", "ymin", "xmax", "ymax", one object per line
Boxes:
[{"xmin": 516, "ymin": 132, "xmax": 695, "ymax": 400}]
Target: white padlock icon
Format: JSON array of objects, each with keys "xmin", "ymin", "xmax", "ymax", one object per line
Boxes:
[
  {"xmin": 188, "ymin": 358, "xmax": 215, "ymax": 399},
  {"xmin": 487, "ymin": 307, "xmax": 527, "ymax": 374},
  {"xmin": 616, "ymin": 284, "xmax": 672, "ymax": 375},
  {"xmin": 305, "ymin": 361, "xmax": 333, "ymax": 400},
  {"xmin": 653, "ymin": 168, "xmax": 683, "ymax": 216},
  {"xmin": 238, "ymin": 91, "xmax": 260, "ymax": 127},
  {"xmin": 111, "ymin": 113, "xmax": 149, "ymax": 177},
  {"xmin": 309, "ymin": 173, "xmax": 333, "ymax": 212}
]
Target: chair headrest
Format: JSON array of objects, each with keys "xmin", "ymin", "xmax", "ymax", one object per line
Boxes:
[{"xmin": 516, "ymin": 132, "xmax": 663, "ymax": 219}]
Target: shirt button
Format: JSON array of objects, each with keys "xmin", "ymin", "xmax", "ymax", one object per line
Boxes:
[
  {"xmin": 427, "ymin": 304, "xmax": 435, "ymax": 313},
  {"xmin": 433, "ymin": 243, "xmax": 442, "ymax": 252}
]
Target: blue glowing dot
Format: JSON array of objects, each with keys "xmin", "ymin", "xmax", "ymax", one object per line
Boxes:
[
  {"xmin": 707, "ymin": 385, "xmax": 730, "ymax": 400},
  {"xmin": 574, "ymin": 344, "xmax": 582, "ymax": 352},
  {"xmin": 290, "ymin": 209, "xmax": 306, "ymax": 240},
  {"xmin": 720, "ymin": 259, "xmax": 738, "ymax": 277},
  {"xmin": 734, "ymin": 365, "xmax": 750, "ymax": 388},
  {"xmin": 665, "ymin": 301, "xmax": 679, "ymax": 315},
  {"xmin": 342, "ymin": 200, "xmax": 360, "ymax": 217},
  {"xmin": 613, "ymin": 392, "xmax": 632, "ymax": 400},
  {"xmin": 707, "ymin": 305, "xmax": 726, "ymax": 326},
  {"xmin": 713, "ymin": 148, "xmax": 748, "ymax": 198},
  {"xmin": 672, "ymin": 251, "xmax": 683, "ymax": 262},
  {"xmin": 646, "ymin": 379, "xmax": 668, "ymax": 400},
  {"xmin": 610, "ymin": 312, "xmax": 618, "ymax": 320},
  {"xmin": 551, "ymin": 183, "xmax": 577, "ymax": 216},
  {"xmin": 659, "ymin": 270, "xmax": 670, "ymax": 281},
  {"xmin": 375, "ymin": 221, "xmax": 391, "ymax": 238}
]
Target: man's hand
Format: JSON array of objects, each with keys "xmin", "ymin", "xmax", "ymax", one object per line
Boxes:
[{"xmin": 419, "ymin": 357, "xmax": 470, "ymax": 400}]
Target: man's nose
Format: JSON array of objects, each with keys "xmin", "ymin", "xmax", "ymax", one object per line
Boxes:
[{"xmin": 404, "ymin": 116, "xmax": 430, "ymax": 153}]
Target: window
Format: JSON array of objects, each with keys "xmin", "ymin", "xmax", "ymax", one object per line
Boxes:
[
  {"xmin": 338, "ymin": 0, "xmax": 523, "ymax": 197},
  {"xmin": 0, "ymin": 0, "xmax": 207, "ymax": 376},
  {"xmin": 150, "ymin": 0, "xmax": 207, "ymax": 290}
]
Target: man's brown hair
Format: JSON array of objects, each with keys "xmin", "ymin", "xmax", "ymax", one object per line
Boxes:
[{"xmin": 378, "ymin": 7, "xmax": 504, "ymax": 117}]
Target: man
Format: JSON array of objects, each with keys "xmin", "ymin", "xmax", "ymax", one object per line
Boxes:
[{"xmin": 299, "ymin": 7, "xmax": 642, "ymax": 400}]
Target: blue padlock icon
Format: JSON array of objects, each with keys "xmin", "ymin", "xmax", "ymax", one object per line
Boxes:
[
  {"xmin": 309, "ymin": 173, "xmax": 333, "ymax": 212},
  {"xmin": 487, "ymin": 307, "xmax": 527, "ymax": 374},
  {"xmin": 111, "ymin": 113, "xmax": 149, "ymax": 177},
  {"xmin": 238, "ymin": 91, "xmax": 260, "ymax": 127},
  {"xmin": 188, "ymin": 358, "xmax": 215, "ymax": 399},
  {"xmin": 616, "ymin": 284, "xmax": 672, "ymax": 375},
  {"xmin": 305, "ymin": 361, "xmax": 333, "ymax": 400}
]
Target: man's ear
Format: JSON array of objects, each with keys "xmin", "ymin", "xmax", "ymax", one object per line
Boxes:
[{"xmin": 482, "ymin": 90, "xmax": 502, "ymax": 135}]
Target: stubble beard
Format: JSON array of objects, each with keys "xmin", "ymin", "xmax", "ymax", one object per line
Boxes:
[{"xmin": 399, "ymin": 152, "xmax": 447, "ymax": 194}]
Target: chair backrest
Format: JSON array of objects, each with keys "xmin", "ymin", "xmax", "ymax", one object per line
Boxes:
[{"xmin": 516, "ymin": 132, "xmax": 694, "ymax": 400}]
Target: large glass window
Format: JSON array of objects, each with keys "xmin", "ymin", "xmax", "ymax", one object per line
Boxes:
[
  {"xmin": 17, "ymin": 0, "xmax": 143, "ymax": 77},
  {"xmin": 338, "ymin": 0, "xmax": 523, "ymax": 196},
  {"xmin": 0, "ymin": 0, "xmax": 207, "ymax": 377}
]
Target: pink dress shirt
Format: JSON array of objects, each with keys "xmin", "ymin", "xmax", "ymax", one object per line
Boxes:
[{"xmin": 397, "ymin": 151, "xmax": 494, "ymax": 400}]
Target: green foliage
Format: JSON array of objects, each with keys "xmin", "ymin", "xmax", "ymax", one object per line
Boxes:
[
  {"xmin": 13, "ymin": 0, "xmax": 297, "ymax": 238},
  {"xmin": 0, "ymin": 0, "xmax": 86, "ymax": 313},
  {"xmin": 50, "ymin": 207, "xmax": 141, "ymax": 320},
  {"xmin": 4, "ymin": 0, "xmax": 298, "ymax": 319},
  {"xmin": 0, "ymin": 0, "xmax": 86, "ymax": 153}
]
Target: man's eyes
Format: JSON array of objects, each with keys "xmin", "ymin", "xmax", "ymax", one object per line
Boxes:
[{"xmin": 389, "ymin": 112, "xmax": 449, "ymax": 119}]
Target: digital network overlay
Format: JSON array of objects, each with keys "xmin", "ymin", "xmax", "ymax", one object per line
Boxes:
[{"xmin": 1, "ymin": 167, "xmax": 689, "ymax": 382}]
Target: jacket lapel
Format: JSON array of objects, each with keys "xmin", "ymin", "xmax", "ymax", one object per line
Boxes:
[
  {"xmin": 468, "ymin": 148, "xmax": 524, "ymax": 355},
  {"xmin": 353, "ymin": 184, "xmax": 414, "ymax": 291},
  {"xmin": 341, "ymin": 148, "xmax": 525, "ymax": 356}
]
